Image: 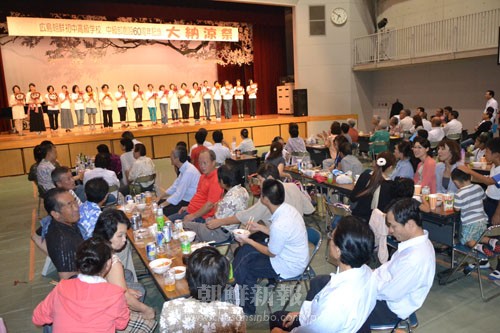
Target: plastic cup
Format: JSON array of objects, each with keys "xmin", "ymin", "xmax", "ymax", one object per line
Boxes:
[
  {"xmin": 163, "ymin": 269, "xmax": 176, "ymax": 292},
  {"xmin": 145, "ymin": 191, "xmax": 152, "ymax": 205},
  {"xmin": 429, "ymin": 194, "xmax": 438, "ymax": 210},
  {"xmin": 414, "ymin": 185, "xmax": 422, "ymax": 196}
]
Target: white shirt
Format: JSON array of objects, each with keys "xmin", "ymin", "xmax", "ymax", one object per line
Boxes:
[
  {"xmin": 443, "ymin": 118, "xmax": 463, "ymax": 136},
  {"xmin": 486, "ymin": 165, "xmax": 500, "ymax": 200},
  {"xmin": 84, "ymin": 92, "xmax": 97, "ymax": 108},
  {"xmin": 190, "ymin": 88, "xmax": 202, "ymax": 103},
  {"xmin": 422, "ymin": 119, "xmax": 432, "ymax": 131},
  {"xmin": 168, "ymin": 90, "xmax": 180, "ymax": 109},
  {"xmin": 374, "ymin": 231, "xmax": 435, "ymax": 319},
  {"xmin": 120, "ymin": 151, "xmax": 136, "ymax": 186},
  {"xmin": 247, "ymin": 83, "xmax": 258, "ymax": 99},
  {"xmin": 222, "ymin": 85, "xmax": 234, "ymax": 100},
  {"xmin": 99, "ymin": 91, "xmax": 114, "ymax": 110},
  {"xmin": 234, "ymin": 86, "xmax": 245, "ymax": 100},
  {"xmin": 45, "ymin": 93, "xmax": 59, "ymax": 111},
  {"xmin": 158, "ymin": 90, "xmax": 168, "ymax": 104},
  {"xmin": 179, "ymin": 89, "xmax": 190, "ymax": 104},
  {"xmin": 189, "ymin": 141, "xmax": 213, "ymax": 155},
  {"xmin": 399, "ymin": 116, "xmax": 414, "ymax": 133},
  {"xmin": 165, "ymin": 161, "xmax": 200, "ymax": 205},
  {"xmin": 72, "ymin": 93, "xmax": 85, "ymax": 109},
  {"xmin": 209, "ymin": 143, "xmax": 231, "ymax": 165},
  {"xmin": 212, "ymin": 86, "xmax": 222, "ymax": 101},
  {"xmin": 237, "ymin": 138, "xmax": 255, "ymax": 153},
  {"xmin": 59, "ymin": 92, "xmax": 71, "ymax": 109},
  {"xmin": 83, "ymin": 167, "xmax": 120, "ymax": 197},
  {"xmin": 131, "ymin": 91, "xmax": 144, "ymax": 109},
  {"xmin": 145, "ymin": 90, "xmax": 157, "ymax": 108},
  {"xmin": 268, "ymin": 203, "xmax": 309, "ymax": 279},
  {"xmin": 129, "ymin": 156, "xmax": 156, "ymax": 187},
  {"xmin": 427, "ymin": 127, "xmax": 445, "ymax": 142},
  {"xmin": 294, "ymin": 265, "xmax": 377, "ymax": 333},
  {"xmin": 114, "ymin": 91, "xmax": 127, "ymax": 108},
  {"xmin": 485, "ymin": 97, "xmax": 498, "ymax": 120},
  {"xmin": 202, "ymin": 86, "xmax": 212, "ymax": 99}
]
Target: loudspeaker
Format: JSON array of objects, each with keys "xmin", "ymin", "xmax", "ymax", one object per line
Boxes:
[{"xmin": 293, "ymin": 89, "xmax": 308, "ymax": 117}]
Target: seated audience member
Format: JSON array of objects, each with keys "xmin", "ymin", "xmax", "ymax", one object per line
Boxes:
[
  {"xmin": 389, "ymin": 116, "xmax": 400, "ymax": 136},
  {"xmin": 451, "ymin": 169, "xmax": 493, "ymax": 256},
  {"xmin": 160, "ymin": 247, "xmax": 245, "ymax": 332},
  {"xmin": 412, "ymin": 136, "xmax": 436, "ymax": 193},
  {"xmin": 52, "ymin": 166, "xmax": 85, "ymax": 204},
  {"xmin": 97, "ymin": 144, "xmax": 122, "ymax": 179},
  {"xmin": 340, "ymin": 122, "xmax": 352, "ymax": 143},
  {"xmin": 189, "ymin": 127, "xmax": 212, "ymax": 155},
  {"xmin": 436, "ymin": 138, "xmax": 461, "ymax": 194},
  {"xmin": 209, "ymin": 130, "xmax": 232, "ymax": 166},
  {"xmin": 435, "ymin": 108, "xmax": 445, "ymax": 122},
  {"xmin": 370, "ymin": 115, "xmax": 381, "ymax": 133},
  {"xmin": 121, "ymin": 130, "xmax": 141, "ymax": 146},
  {"xmin": 37, "ymin": 141, "xmax": 58, "ymax": 191},
  {"xmin": 338, "ymin": 142, "xmax": 363, "ymax": 176},
  {"xmin": 237, "ymin": 128, "xmax": 255, "ymax": 153},
  {"xmin": 128, "ymin": 143, "xmax": 156, "ymax": 192},
  {"xmin": 419, "ymin": 110, "xmax": 432, "ymax": 131},
  {"xmin": 324, "ymin": 135, "xmax": 349, "ymax": 171},
  {"xmin": 391, "ymin": 141, "xmax": 415, "ymax": 180},
  {"xmin": 191, "ymin": 129, "xmax": 209, "ymax": 171},
  {"xmin": 233, "ymin": 179, "xmax": 309, "ymax": 315},
  {"xmin": 443, "ymin": 106, "xmax": 452, "ymax": 123},
  {"xmin": 28, "ymin": 144, "xmax": 43, "ymax": 182},
  {"xmin": 205, "ymin": 163, "xmax": 314, "ymax": 232},
  {"xmin": 84, "ymin": 153, "xmax": 120, "ymax": 202},
  {"xmin": 32, "ymin": 238, "xmax": 129, "ymax": 332},
  {"xmin": 158, "ymin": 146, "xmax": 200, "ymax": 217},
  {"xmin": 443, "ymin": 110, "xmax": 463, "ymax": 137},
  {"xmin": 410, "ymin": 114, "xmax": 424, "ymax": 133},
  {"xmin": 359, "ymin": 198, "xmax": 435, "ymax": 332},
  {"xmin": 398, "ymin": 109, "xmax": 413, "ymax": 133},
  {"xmin": 119, "ymin": 138, "xmax": 135, "ymax": 190},
  {"xmin": 78, "ymin": 177, "xmax": 108, "ymax": 240},
  {"xmin": 43, "ymin": 188, "xmax": 84, "ymax": 280},
  {"xmin": 457, "ymin": 138, "xmax": 500, "ymax": 279},
  {"xmin": 93, "ymin": 210, "xmax": 156, "ymax": 328},
  {"xmin": 427, "ymin": 117, "xmax": 445, "ymax": 143},
  {"xmin": 266, "ymin": 141, "xmax": 292, "ymax": 180},
  {"xmin": 350, "ymin": 151, "xmax": 396, "ymax": 222},
  {"xmin": 471, "ymin": 133, "xmax": 489, "ymax": 162},
  {"xmin": 184, "ymin": 165, "xmax": 248, "ymax": 242},
  {"xmin": 369, "ymin": 119, "xmax": 390, "ymax": 155},
  {"xmin": 285, "ymin": 122, "xmax": 307, "ymax": 153},
  {"xmin": 318, "ymin": 121, "xmax": 341, "ymax": 161},
  {"xmin": 270, "ymin": 217, "xmax": 377, "ymax": 333},
  {"xmin": 168, "ymin": 150, "xmax": 223, "ymax": 223},
  {"xmin": 462, "ymin": 108, "xmax": 493, "ymax": 147},
  {"xmin": 266, "ymin": 136, "xmax": 289, "ymax": 161},
  {"xmin": 347, "ymin": 118, "xmax": 359, "ymax": 142}
]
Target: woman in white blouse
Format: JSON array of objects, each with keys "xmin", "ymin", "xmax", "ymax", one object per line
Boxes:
[
  {"xmin": 45, "ymin": 85, "xmax": 60, "ymax": 132},
  {"xmin": 234, "ymin": 79, "xmax": 245, "ymax": 118},
  {"xmin": 131, "ymin": 84, "xmax": 144, "ymax": 127},
  {"xmin": 191, "ymin": 82, "xmax": 202, "ymax": 123},
  {"xmin": 179, "ymin": 83, "xmax": 191, "ymax": 122},
  {"xmin": 145, "ymin": 84, "xmax": 157, "ymax": 126},
  {"xmin": 246, "ymin": 79, "xmax": 258, "ymax": 118},
  {"xmin": 115, "ymin": 84, "xmax": 128, "ymax": 128},
  {"xmin": 168, "ymin": 83, "xmax": 180, "ymax": 123},
  {"xmin": 59, "ymin": 85, "xmax": 74, "ymax": 132},
  {"xmin": 158, "ymin": 84, "xmax": 169, "ymax": 125},
  {"xmin": 212, "ymin": 81, "xmax": 222, "ymax": 120},
  {"xmin": 72, "ymin": 85, "xmax": 85, "ymax": 128},
  {"xmin": 222, "ymin": 80, "xmax": 234, "ymax": 119},
  {"xmin": 9, "ymin": 85, "xmax": 26, "ymax": 136},
  {"xmin": 99, "ymin": 84, "xmax": 114, "ymax": 129},
  {"xmin": 201, "ymin": 80, "xmax": 212, "ymax": 121},
  {"xmin": 84, "ymin": 85, "xmax": 97, "ymax": 130}
]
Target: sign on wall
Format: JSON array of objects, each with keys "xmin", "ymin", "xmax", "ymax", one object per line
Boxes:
[{"xmin": 7, "ymin": 16, "xmax": 239, "ymax": 42}]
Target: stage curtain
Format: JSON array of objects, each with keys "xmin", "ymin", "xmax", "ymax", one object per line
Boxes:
[
  {"xmin": 217, "ymin": 23, "xmax": 286, "ymax": 116},
  {"xmin": 0, "ymin": 47, "xmax": 12, "ymax": 132}
]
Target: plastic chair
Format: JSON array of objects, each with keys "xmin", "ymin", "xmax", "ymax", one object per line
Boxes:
[
  {"xmin": 129, "ymin": 173, "xmax": 156, "ymax": 195},
  {"xmin": 438, "ymin": 225, "xmax": 500, "ymax": 302},
  {"xmin": 370, "ymin": 312, "xmax": 419, "ymax": 332},
  {"xmin": 446, "ymin": 133, "xmax": 461, "ymax": 142},
  {"xmin": 369, "ymin": 141, "xmax": 388, "ymax": 159},
  {"xmin": 266, "ymin": 227, "xmax": 322, "ymax": 311}
]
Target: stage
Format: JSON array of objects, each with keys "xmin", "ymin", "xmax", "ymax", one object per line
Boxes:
[{"xmin": 0, "ymin": 114, "xmax": 356, "ymax": 177}]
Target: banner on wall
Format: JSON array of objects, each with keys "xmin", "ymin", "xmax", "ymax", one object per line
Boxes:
[{"xmin": 6, "ymin": 16, "xmax": 239, "ymax": 42}]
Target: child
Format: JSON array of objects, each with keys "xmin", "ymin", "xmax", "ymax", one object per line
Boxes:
[{"xmin": 451, "ymin": 168, "xmax": 496, "ymax": 256}]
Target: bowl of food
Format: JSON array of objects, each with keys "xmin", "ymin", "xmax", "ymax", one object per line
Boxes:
[
  {"xmin": 149, "ymin": 258, "xmax": 172, "ymax": 274},
  {"xmin": 232, "ymin": 229, "xmax": 251, "ymax": 237},
  {"xmin": 179, "ymin": 231, "xmax": 196, "ymax": 242},
  {"xmin": 136, "ymin": 203, "xmax": 147, "ymax": 211},
  {"xmin": 172, "ymin": 266, "xmax": 186, "ymax": 280}
]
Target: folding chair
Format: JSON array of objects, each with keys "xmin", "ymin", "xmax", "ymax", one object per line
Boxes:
[
  {"xmin": 438, "ymin": 225, "xmax": 500, "ymax": 302},
  {"xmin": 104, "ymin": 184, "xmax": 120, "ymax": 207},
  {"xmin": 129, "ymin": 173, "xmax": 156, "ymax": 196},
  {"xmin": 369, "ymin": 141, "xmax": 388, "ymax": 159},
  {"xmin": 446, "ymin": 132, "xmax": 461, "ymax": 143},
  {"xmin": 323, "ymin": 198, "xmax": 351, "ymax": 260},
  {"xmin": 371, "ymin": 312, "xmax": 419, "ymax": 332},
  {"xmin": 267, "ymin": 227, "xmax": 322, "ymax": 311}
]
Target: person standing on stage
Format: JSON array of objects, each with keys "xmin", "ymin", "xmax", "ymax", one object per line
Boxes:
[
  {"xmin": 145, "ymin": 84, "xmax": 157, "ymax": 126},
  {"xmin": 100, "ymin": 84, "xmax": 114, "ymax": 129},
  {"xmin": 26, "ymin": 83, "xmax": 45, "ymax": 134},
  {"xmin": 222, "ymin": 80, "xmax": 234, "ymax": 120},
  {"xmin": 179, "ymin": 83, "xmax": 191, "ymax": 122},
  {"xmin": 45, "ymin": 85, "xmax": 60, "ymax": 132},
  {"xmin": 212, "ymin": 81, "xmax": 222, "ymax": 121},
  {"xmin": 131, "ymin": 84, "xmax": 144, "ymax": 127},
  {"xmin": 169, "ymin": 83, "xmax": 180, "ymax": 123},
  {"xmin": 72, "ymin": 85, "xmax": 85, "ymax": 129},
  {"xmin": 10, "ymin": 85, "xmax": 26, "ymax": 136},
  {"xmin": 234, "ymin": 79, "xmax": 245, "ymax": 119},
  {"xmin": 115, "ymin": 84, "xmax": 128, "ymax": 128},
  {"xmin": 191, "ymin": 82, "xmax": 202, "ymax": 123},
  {"xmin": 158, "ymin": 84, "xmax": 169, "ymax": 126},
  {"xmin": 247, "ymin": 79, "xmax": 258, "ymax": 119},
  {"xmin": 59, "ymin": 85, "xmax": 74, "ymax": 133},
  {"xmin": 84, "ymin": 85, "xmax": 97, "ymax": 131},
  {"xmin": 201, "ymin": 80, "xmax": 212, "ymax": 121}
]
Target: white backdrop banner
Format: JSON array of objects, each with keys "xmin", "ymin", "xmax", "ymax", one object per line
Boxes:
[{"xmin": 7, "ymin": 16, "xmax": 239, "ymax": 42}]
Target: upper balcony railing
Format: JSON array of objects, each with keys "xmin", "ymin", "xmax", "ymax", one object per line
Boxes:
[{"xmin": 353, "ymin": 8, "xmax": 500, "ymax": 67}]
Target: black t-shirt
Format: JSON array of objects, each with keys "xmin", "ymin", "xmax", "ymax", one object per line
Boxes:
[{"xmin": 45, "ymin": 219, "xmax": 83, "ymax": 273}]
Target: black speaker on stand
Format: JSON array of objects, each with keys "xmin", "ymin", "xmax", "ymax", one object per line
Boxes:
[{"xmin": 293, "ymin": 89, "xmax": 308, "ymax": 117}]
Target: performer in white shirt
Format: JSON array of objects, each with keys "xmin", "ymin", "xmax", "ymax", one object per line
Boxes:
[
  {"xmin": 168, "ymin": 83, "xmax": 180, "ymax": 123},
  {"xmin": 442, "ymin": 110, "xmax": 463, "ymax": 136},
  {"xmin": 84, "ymin": 85, "xmax": 97, "ymax": 131},
  {"xmin": 191, "ymin": 82, "xmax": 202, "ymax": 123},
  {"xmin": 212, "ymin": 81, "xmax": 222, "ymax": 120},
  {"xmin": 45, "ymin": 85, "xmax": 60, "ymax": 132},
  {"xmin": 10, "ymin": 85, "xmax": 26, "ymax": 136},
  {"xmin": 72, "ymin": 85, "xmax": 85, "ymax": 128},
  {"xmin": 484, "ymin": 90, "xmax": 498, "ymax": 124},
  {"xmin": 115, "ymin": 84, "xmax": 128, "ymax": 128},
  {"xmin": 234, "ymin": 79, "xmax": 245, "ymax": 119},
  {"xmin": 201, "ymin": 80, "xmax": 212, "ymax": 121},
  {"xmin": 179, "ymin": 83, "xmax": 191, "ymax": 122},
  {"xmin": 158, "ymin": 84, "xmax": 169, "ymax": 125},
  {"xmin": 145, "ymin": 84, "xmax": 157, "ymax": 126},
  {"xmin": 99, "ymin": 84, "xmax": 114, "ymax": 129},
  {"xmin": 222, "ymin": 80, "xmax": 234, "ymax": 119},
  {"xmin": 131, "ymin": 84, "xmax": 144, "ymax": 127},
  {"xmin": 27, "ymin": 83, "xmax": 46, "ymax": 134},
  {"xmin": 59, "ymin": 85, "xmax": 73, "ymax": 132},
  {"xmin": 246, "ymin": 79, "xmax": 258, "ymax": 118}
]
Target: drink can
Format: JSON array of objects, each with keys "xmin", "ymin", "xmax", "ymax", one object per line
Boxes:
[
  {"xmin": 174, "ymin": 220, "xmax": 183, "ymax": 233},
  {"xmin": 164, "ymin": 222, "xmax": 172, "ymax": 243},
  {"xmin": 156, "ymin": 231, "xmax": 165, "ymax": 247},
  {"xmin": 130, "ymin": 214, "xmax": 139, "ymax": 230},
  {"xmin": 132, "ymin": 212, "xmax": 142, "ymax": 229},
  {"xmin": 181, "ymin": 238, "xmax": 191, "ymax": 255},
  {"xmin": 134, "ymin": 194, "xmax": 141, "ymax": 204},
  {"xmin": 146, "ymin": 242, "xmax": 156, "ymax": 261},
  {"xmin": 125, "ymin": 194, "xmax": 132, "ymax": 202}
]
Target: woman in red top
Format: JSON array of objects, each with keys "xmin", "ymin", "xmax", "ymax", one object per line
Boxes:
[
  {"xmin": 32, "ymin": 238, "xmax": 129, "ymax": 333},
  {"xmin": 412, "ymin": 136, "xmax": 437, "ymax": 193}
]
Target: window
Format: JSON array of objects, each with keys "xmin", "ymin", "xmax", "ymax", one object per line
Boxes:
[{"xmin": 309, "ymin": 5, "xmax": 325, "ymax": 36}]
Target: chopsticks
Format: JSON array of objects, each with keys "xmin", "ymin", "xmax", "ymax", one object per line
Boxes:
[{"xmin": 246, "ymin": 216, "xmax": 254, "ymax": 230}]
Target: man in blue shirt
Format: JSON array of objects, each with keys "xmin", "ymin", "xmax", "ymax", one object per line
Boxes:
[{"xmin": 78, "ymin": 177, "xmax": 108, "ymax": 240}]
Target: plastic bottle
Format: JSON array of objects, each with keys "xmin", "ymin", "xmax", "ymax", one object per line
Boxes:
[
  {"xmin": 232, "ymin": 137, "xmax": 237, "ymax": 152},
  {"xmin": 156, "ymin": 208, "xmax": 165, "ymax": 231}
]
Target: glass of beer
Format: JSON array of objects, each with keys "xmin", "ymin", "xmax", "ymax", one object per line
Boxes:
[
  {"xmin": 145, "ymin": 191, "xmax": 152, "ymax": 205},
  {"xmin": 164, "ymin": 269, "xmax": 176, "ymax": 292}
]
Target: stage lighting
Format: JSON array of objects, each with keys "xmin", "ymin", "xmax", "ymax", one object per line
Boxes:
[{"xmin": 377, "ymin": 18, "xmax": 388, "ymax": 30}]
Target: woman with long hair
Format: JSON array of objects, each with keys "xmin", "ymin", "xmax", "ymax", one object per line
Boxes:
[
  {"xmin": 266, "ymin": 141, "xmax": 291, "ymax": 180},
  {"xmin": 412, "ymin": 136, "xmax": 436, "ymax": 193},
  {"xmin": 436, "ymin": 138, "xmax": 461, "ymax": 193},
  {"xmin": 350, "ymin": 151, "xmax": 396, "ymax": 222},
  {"xmin": 84, "ymin": 85, "xmax": 97, "ymax": 130}
]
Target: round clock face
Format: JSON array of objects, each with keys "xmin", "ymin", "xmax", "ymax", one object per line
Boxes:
[{"xmin": 331, "ymin": 7, "xmax": 347, "ymax": 25}]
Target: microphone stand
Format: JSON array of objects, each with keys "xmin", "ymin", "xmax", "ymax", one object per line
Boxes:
[{"xmin": 96, "ymin": 86, "xmax": 103, "ymax": 129}]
